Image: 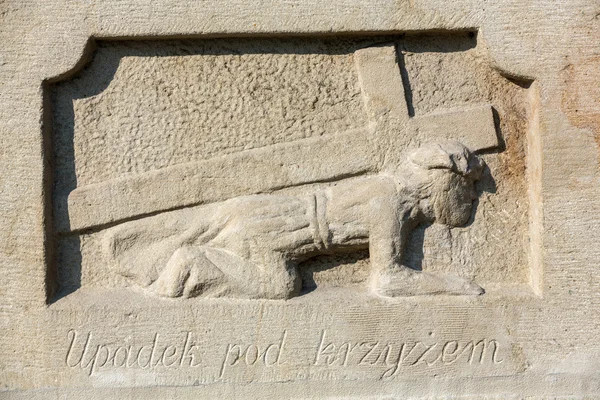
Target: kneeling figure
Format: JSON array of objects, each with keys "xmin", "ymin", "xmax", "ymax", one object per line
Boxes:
[{"xmin": 105, "ymin": 140, "xmax": 485, "ymax": 299}]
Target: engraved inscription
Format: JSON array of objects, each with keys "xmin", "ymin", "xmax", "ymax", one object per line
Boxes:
[
  {"xmin": 218, "ymin": 331, "xmax": 288, "ymax": 379},
  {"xmin": 65, "ymin": 329, "xmax": 506, "ymax": 381},
  {"xmin": 312, "ymin": 330, "xmax": 504, "ymax": 379},
  {"xmin": 65, "ymin": 330, "xmax": 202, "ymax": 376}
]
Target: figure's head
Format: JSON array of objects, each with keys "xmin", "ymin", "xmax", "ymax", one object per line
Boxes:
[{"xmin": 400, "ymin": 140, "xmax": 484, "ymax": 226}]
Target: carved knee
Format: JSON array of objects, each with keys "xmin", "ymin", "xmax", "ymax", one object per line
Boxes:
[{"xmin": 258, "ymin": 262, "xmax": 301, "ymax": 300}]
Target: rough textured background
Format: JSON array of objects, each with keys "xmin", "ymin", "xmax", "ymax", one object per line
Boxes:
[
  {"xmin": 52, "ymin": 39, "xmax": 368, "ymax": 190},
  {"xmin": 1, "ymin": 0, "xmax": 599, "ymax": 398}
]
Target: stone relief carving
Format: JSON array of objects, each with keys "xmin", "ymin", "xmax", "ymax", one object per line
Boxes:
[
  {"xmin": 52, "ymin": 40, "xmax": 512, "ymax": 299},
  {"xmin": 105, "ymin": 140, "xmax": 485, "ymax": 299}
]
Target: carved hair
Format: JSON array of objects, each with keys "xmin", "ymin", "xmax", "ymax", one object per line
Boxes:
[
  {"xmin": 395, "ymin": 140, "xmax": 484, "ymax": 207},
  {"xmin": 408, "ymin": 140, "xmax": 483, "ymax": 180}
]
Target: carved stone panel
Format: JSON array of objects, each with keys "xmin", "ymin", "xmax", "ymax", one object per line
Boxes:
[
  {"xmin": 1, "ymin": 1, "xmax": 599, "ymax": 398},
  {"xmin": 50, "ymin": 35, "xmax": 534, "ymax": 302}
]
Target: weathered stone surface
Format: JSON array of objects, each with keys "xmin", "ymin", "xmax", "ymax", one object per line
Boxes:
[{"xmin": 0, "ymin": 0, "xmax": 599, "ymax": 398}]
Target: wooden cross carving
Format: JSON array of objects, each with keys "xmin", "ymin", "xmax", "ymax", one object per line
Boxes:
[{"xmin": 60, "ymin": 45, "xmax": 499, "ymax": 233}]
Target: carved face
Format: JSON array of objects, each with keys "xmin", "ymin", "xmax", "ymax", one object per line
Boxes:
[{"xmin": 427, "ymin": 171, "xmax": 478, "ymax": 226}]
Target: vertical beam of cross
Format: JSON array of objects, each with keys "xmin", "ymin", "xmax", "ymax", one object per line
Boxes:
[
  {"xmin": 354, "ymin": 45, "xmax": 410, "ymax": 123},
  {"xmin": 354, "ymin": 44, "xmax": 499, "ymax": 172},
  {"xmin": 58, "ymin": 44, "xmax": 499, "ymax": 233}
]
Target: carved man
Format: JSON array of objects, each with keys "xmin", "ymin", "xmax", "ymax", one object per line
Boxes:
[{"xmin": 105, "ymin": 140, "xmax": 485, "ymax": 299}]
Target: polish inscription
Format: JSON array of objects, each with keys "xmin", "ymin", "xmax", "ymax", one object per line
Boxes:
[
  {"xmin": 65, "ymin": 329, "xmax": 506, "ymax": 381},
  {"xmin": 312, "ymin": 330, "xmax": 503, "ymax": 379},
  {"xmin": 65, "ymin": 330, "xmax": 202, "ymax": 376}
]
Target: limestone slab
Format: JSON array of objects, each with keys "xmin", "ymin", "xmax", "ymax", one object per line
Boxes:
[{"xmin": 0, "ymin": 0, "xmax": 599, "ymax": 398}]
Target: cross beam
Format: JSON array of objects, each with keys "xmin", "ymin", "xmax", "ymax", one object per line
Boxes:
[{"xmin": 58, "ymin": 45, "xmax": 499, "ymax": 233}]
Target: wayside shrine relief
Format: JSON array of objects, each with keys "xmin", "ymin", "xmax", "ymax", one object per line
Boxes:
[
  {"xmin": 49, "ymin": 34, "xmax": 536, "ymax": 302},
  {"xmin": 5, "ymin": 0, "xmax": 600, "ymax": 396}
]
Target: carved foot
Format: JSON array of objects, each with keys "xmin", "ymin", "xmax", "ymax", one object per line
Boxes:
[
  {"xmin": 373, "ymin": 268, "xmax": 484, "ymax": 297},
  {"xmin": 149, "ymin": 246, "xmax": 226, "ymax": 298}
]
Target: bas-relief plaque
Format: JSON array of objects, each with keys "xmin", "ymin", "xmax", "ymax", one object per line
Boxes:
[{"xmin": 42, "ymin": 33, "xmax": 537, "ymax": 392}]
